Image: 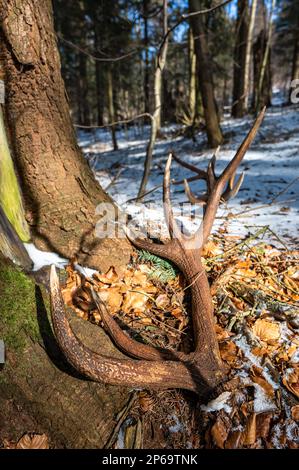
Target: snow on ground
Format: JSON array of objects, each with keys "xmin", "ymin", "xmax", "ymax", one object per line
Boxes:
[{"xmin": 78, "ymin": 103, "xmax": 299, "ymax": 248}]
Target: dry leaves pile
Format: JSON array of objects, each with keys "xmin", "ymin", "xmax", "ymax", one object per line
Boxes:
[
  {"xmin": 62, "ymin": 258, "xmax": 189, "ymax": 351},
  {"xmin": 60, "ymin": 228, "xmax": 299, "ymax": 449},
  {"xmin": 200, "ymin": 231, "xmax": 299, "ymax": 449}
]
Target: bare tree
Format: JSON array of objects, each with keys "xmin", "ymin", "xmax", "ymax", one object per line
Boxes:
[
  {"xmin": 254, "ymin": 0, "xmax": 275, "ymax": 112},
  {"xmin": 232, "ymin": 0, "xmax": 249, "ymax": 118},
  {"xmin": 138, "ymin": 0, "xmax": 169, "ymax": 198},
  {"xmin": 244, "ymin": 0, "xmax": 258, "ymax": 110},
  {"xmin": 189, "ymin": 0, "xmax": 223, "ymax": 147}
]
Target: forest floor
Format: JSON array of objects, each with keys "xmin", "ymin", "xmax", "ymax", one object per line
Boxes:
[{"xmin": 2, "ymin": 104, "xmax": 299, "ymax": 450}]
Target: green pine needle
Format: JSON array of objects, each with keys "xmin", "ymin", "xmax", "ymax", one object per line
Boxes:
[{"xmin": 138, "ymin": 249, "xmax": 177, "ymax": 283}]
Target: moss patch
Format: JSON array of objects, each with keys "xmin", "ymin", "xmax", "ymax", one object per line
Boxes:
[{"xmin": 0, "ymin": 259, "xmax": 41, "ymax": 351}]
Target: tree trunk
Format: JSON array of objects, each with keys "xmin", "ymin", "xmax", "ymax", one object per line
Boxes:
[
  {"xmin": 0, "ymin": 0, "xmax": 131, "ymax": 273},
  {"xmin": 252, "ymin": 30, "xmax": 272, "ymax": 112},
  {"xmin": 232, "ymin": 0, "xmax": 249, "ymax": 118},
  {"xmin": 137, "ymin": 0, "xmax": 169, "ymax": 198},
  {"xmin": 189, "ymin": 0, "xmax": 223, "ymax": 147},
  {"xmin": 143, "ymin": 0, "xmax": 150, "ymax": 114},
  {"xmin": 78, "ymin": 53, "xmax": 91, "ymax": 127},
  {"xmin": 289, "ymin": 15, "xmax": 299, "ymax": 103},
  {"xmin": 94, "ymin": 27, "xmax": 104, "ymax": 127},
  {"xmin": 0, "ymin": 0, "xmax": 132, "ymax": 448},
  {"xmin": 244, "ymin": 0, "xmax": 257, "ymax": 110},
  {"xmin": 0, "ymin": 256, "xmax": 129, "ymax": 448},
  {"xmin": 153, "ymin": 0, "xmax": 168, "ymax": 132},
  {"xmin": 188, "ymin": 28, "xmax": 197, "ymax": 122},
  {"xmin": 106, "ymin": 66, "xmax": 118, "ymax": 151},
  {"xmin": 254, "ymin": 0, "xmax": 275, "ymax": 112}
]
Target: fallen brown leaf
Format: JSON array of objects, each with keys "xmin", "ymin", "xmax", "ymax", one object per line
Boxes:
[{"xmin": 16, "ymin": 433, "xmax": 49, "ymax": 449}]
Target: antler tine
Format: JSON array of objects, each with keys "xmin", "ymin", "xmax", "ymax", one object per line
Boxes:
[
  {"xmin": 163, "ymin": 153, "xmax": 182, "ymax": 240},
  {"xmin": 221, "ymin": 172, "xmax": 245, "ymax": 202},
  {"xmin": 184, "ymin": 179, "xmax": 208, "ymax": 206},
  {"xmin": 91, "ymin": 289, "xmax": 190, "ymax": 362},
  {"xmin": 123, "ymin": 226, "xmax": 174, "ymax": 260},
  {"xmin": 219, "ymin": 107, "xmax": 266, "ymax": 184},
  {"xmin": 172, "ymin": 151, "xmax": 207, "ymax": 179},
  {"xmin": 207, "ymin": 153, "xmax": 217, "ymax": 192},
  {"xmin": 196, "ymin": 108, "xmax": 266, "ymax": 245}
]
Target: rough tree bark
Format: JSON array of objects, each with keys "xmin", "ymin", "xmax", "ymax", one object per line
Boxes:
[
  {"xmin": 232, "ymin": 0, "xmax": 249, "ymax": 118},
  {"xmin": 0, "ymin": 0, "xmax": 133, "ymax": 448},
  {"xmin": 189, "ymin": 0, "xmax": 223, "ymax": 147},
  {"xmin": 0, "ymin": 0, "xmax": 131, "ymax": 273}
]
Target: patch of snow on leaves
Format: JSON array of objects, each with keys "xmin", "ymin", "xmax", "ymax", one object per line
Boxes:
[
  {"xmin": 168, "ymin": 414, "xmax": 185, "ymax": 433},
  {"xmin": 200, "ymin": 391, "xmax": 232, "ymax": 414},
  {"xmin": 253, "ymin": 384, "xmax": 276, "ymax": 413},
  {"xmin": 290, "ymin": 348, "xmax": 299, "ymax": 363},
  {"xmin": 235, "ymin": 336, "xmax": 279, "ymax": 390},
  {"xmin": 271, "ymin": 423, "xmax": 283, "ymax": 449}
]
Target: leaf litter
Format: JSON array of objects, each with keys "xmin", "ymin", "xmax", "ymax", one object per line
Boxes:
[{"xmin": 57, "ymin": 225, "xmax": 299, "ymax": 449}]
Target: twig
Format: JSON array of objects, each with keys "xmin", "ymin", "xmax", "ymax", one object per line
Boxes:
[
  {"xmin": 222, "ymin": 176, "xmax": 299, "ymax": 219},
  {"xmin": 57, "ymin": 33, "xmax": 139, "ymax": 63},
  {"xmin": 123, "ymin": 175, "xmax": 202, "ymax": 205},
  {"xmin": 74, "ymin": 113, "xmax": 154, "ymax": 129},
  {"xmin": 105, "ymin": 168, "xmax": 123, "ymax": 191},
  {"xmin": 157, "ymin": 0, "xmax": 233, "ymax": 61},
  {"xmin": 104, "ymin": 392, "xmax": 138, "ymax": 449}
]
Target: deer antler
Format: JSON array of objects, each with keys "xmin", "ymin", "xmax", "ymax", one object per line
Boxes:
[
  {"xmin": 50, "ymin": 108, "xmax": 265, "ymax": 395},
  {"xmin": 177, "ymin": 110, "xmax": 265, "ymax": 209}
]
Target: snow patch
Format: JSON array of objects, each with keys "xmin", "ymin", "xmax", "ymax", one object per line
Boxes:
[
  {"xmin": 235, "ymin": 336, "xmax": 279, "ymax": 390},
  {"xmin": 200, "ymin": 391, "xmax": 232, "ymax": 414},
  {"xmin": 24, "ymin": 243, "xmax": 67, "ymax": 271},
  {"xmin": 253, "ymin": 384, "xmax": 277, "ymax": 413},
  {"xmin": 168, "ymin": 414, "xmax": 185, "ymax": 433}
]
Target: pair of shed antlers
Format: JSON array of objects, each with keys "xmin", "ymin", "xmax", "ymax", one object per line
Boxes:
[{"xmin": 50, "ymin": 109, "xmax": 265, "ymax": 396}]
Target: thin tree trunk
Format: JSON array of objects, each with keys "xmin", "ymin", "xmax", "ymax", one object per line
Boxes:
[
  {"xmin": 78, "ymin": 53, "xmax": 91, "ymax": 126},
  {"xmin": 0, "ymin": 0, "xmax": 131, "ymax": 272},
  {"xmin": 188, "ymin": 28, "xmax": 197, "ymax": 122},
  {"xmin": 154, "ymin": 0, "xmax": 168, "ymax": 132},
  {"xmin": 107, "ymin": 66, "xmax": 118, "ymax": 151},
  {"xmin": 143, "ymin": 0, "xmax": 150, "ymax": 114},
  {"xmin": 138, "ymin": 0, "xmax": 169, "ymax": 198},
  {"xmin": 289, "ymin": 15, "xmax": 299, "ymax": 103},
  {"xmin": 94, "ymin": 27, "xmax": 104, "ymax": 126},
  {"xmin": 255, "ymin": 0, "xmax": 275, "ymax": 112},
  {"xmin": 189, "ymin": 0, "xmax": 223, "ymax": 147},
  {"xmin": 244, "ymin": 0, "xmax": 258, "ymax": 110},
  {"xmin": 232, "ymin": 0, "xmax": 249, "ymax": 118}
]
